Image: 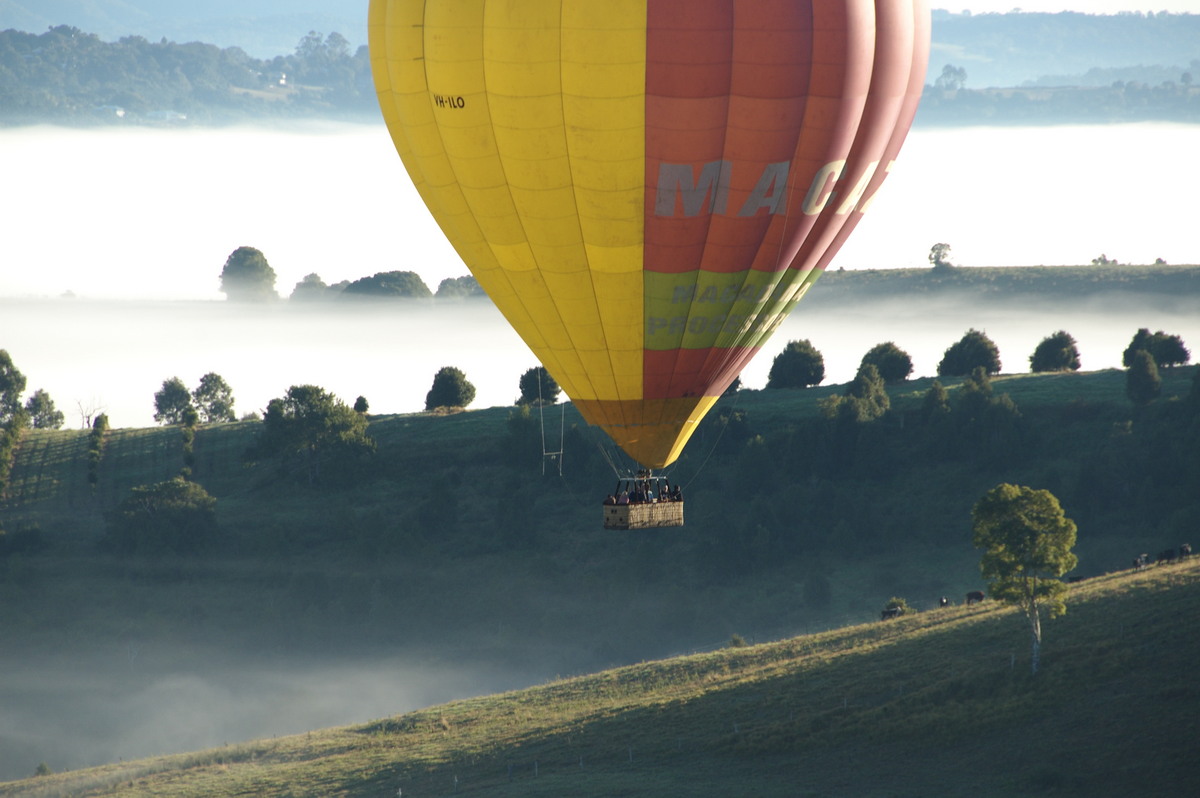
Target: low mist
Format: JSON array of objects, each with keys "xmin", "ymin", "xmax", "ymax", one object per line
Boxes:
[
  {"xmin": 2, "ymin": 292, "xmax": 1196, "ymax": 430},
  {"xmin": 0, "ymin": 649, "xmax": 542, "ymax": 780},
  {"xmin": 2, "ymin": 123, "xmax": 1197, "ymax": 302}
]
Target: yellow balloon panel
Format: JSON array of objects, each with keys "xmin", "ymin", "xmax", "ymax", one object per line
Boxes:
[{"xmin": 371, "ymin": 0, "xmax": 646, "ymax": 412}]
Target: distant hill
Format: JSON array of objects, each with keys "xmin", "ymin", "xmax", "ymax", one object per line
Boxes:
[
  {"xmin": 929, "ymin": 9, "xmax": 1200, "ymax": 88},
  {"xmin": 0, "ymin": 0, "xmax": 366, "ymax": 59},
  {"xmin": 3, "ymin": 559, "xmax": 1197, "ymax": 797},
  {"xmin": 810, "ymin": 264, "xmax": 1200, "ymax": 302},
  {"xmin": 2, "ymin": 8, "xmax": 1199, "ymax": 125}
]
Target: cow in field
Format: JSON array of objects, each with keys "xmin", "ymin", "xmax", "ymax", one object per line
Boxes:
[
  {"xmin": 881, "ymin": 606, "xmax": 902, "ymax": 620},
  {"xmin": 1157, "ymin": 548, "xmax": 1177, "ymax": 565},
  {"xmin": 1180, "ymin": 543, "xmax": 1192, "ymax": 560},
  {"xmin": 938, "ymin": 596, "xmax": 950, "ymax": 608},
  {"xmin": 1133, "ymin": 553, "xmax": 1149, "ymax": 571},
  {"xmin": 965, "ymin": 590, "xmax": 985, "ymax": 606}
]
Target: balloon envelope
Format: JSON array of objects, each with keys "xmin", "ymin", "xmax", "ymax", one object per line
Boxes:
[{"xmin": 369, "ymin": 0, "xmax": 929, "ymax": 467}]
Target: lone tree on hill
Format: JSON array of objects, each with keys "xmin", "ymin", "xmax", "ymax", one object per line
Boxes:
[
  {"xmin": 1029, "ymin": 330, "xmax": 1081, "ymax": 373},
  {"xmin": 766, "ymin": 339, "xmax": 825, "ymax": 389},
  {"xmin": 251, "ymin": 385, "xmax": 375, "ymax": 485},
  {"xmin": 220, "ymin": 246, "xmax": 277, "ymax": 302},
  {"xmin": 0, "ymin": 349, "xmax": 27, "ymax": 424},
  {"xmin": 24, "ymin": 389, "xmax": 65, "ymax": 430},
  {"xmin": 192, "ymin": 372, "xmax": 236, "ymax": 423},
  {"xmin": 928, "ymin": 242, "xmax": 953, "ymax": 269},
  {"xmin": 860, "ymin": 341, "xmax": 913, "ymax": 383},
  {"xmin": 153, "ymin": 377, "xmax": 193, "ymax": 425},
  {"xmin": 517, "ymin": 366, "xmax": 560, "ymax": 406},
  {"xmin": 1125, "ymin": 349, "xmax": 1161, "ymax": 406},
  {"xmin": 426, "ymin": 366, "xmax": 476, "ymax": 410},
  {"xmin": 972, "ymin": 483, "xmax": 1078, "ymax": 675},
  {"xmin": 938, "ymin": 328, "xmax": 1001, "ymax": 377}
]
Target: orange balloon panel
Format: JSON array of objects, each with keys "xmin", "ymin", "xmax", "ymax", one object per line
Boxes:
[{"xmin": 369, "ymin": 0, "xmax": 929, "ymax": 467}]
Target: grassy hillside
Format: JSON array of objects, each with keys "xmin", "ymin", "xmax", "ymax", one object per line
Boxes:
[
  {"xmin": 1, "ymin": 358, "xmax": 1197, "ymax": 784},
  {"xmin": 808, "ymin": 264, "xmax": 1200, "ymax": 302},
  {"xmin": 3, "ymin": 558, "xmax": 1197, "ymax": 797}
]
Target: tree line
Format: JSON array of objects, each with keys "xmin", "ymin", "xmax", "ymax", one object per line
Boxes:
[
  {"xmin": 5, "ymin": 16, "xmax": 1199, "ymax": 127},
  {"xmin": 917, "ymin": 77, "xmax": 1200, "ymax": 125},
  {"xmin": 0, "ymin": 26, "xmax": 376, "ymax": 125},
  {"xmin": 219, "ymin": 245, "xmax": 484, "ymax": 302}
]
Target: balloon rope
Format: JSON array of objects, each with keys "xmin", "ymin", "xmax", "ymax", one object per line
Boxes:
[{"xmin": 675, "ymin": 382, "xmax": 744, "ymax": 492}]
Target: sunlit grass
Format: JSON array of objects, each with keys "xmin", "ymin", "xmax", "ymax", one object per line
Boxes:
[{"xmin": 4, "ymin": 560, "xmax": 1197, "ymax": 797}]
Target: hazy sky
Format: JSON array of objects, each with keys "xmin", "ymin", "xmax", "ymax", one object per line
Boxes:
[{"xmin": 947, "ymin": 2, "xmax": 1200, "ymax": 11}]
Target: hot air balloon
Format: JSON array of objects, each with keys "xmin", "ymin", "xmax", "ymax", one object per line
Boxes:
[{"xmin": 369, "ymin": 0, "xmax": 929, "ymax": 474}]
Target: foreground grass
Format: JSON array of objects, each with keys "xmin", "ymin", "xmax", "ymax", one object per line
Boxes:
[{"xmin": 6, "ymin": 559, "xmax": 1198, "ymax": 798}]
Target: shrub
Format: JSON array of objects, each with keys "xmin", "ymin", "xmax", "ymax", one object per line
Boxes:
[
  {"xmin": 937, "ymin": 328, "xmax": 1001, "ymax": 377},
  {"xmin": 104, "ymin": 477, "xmax": 219, "ymax": 555},
  {"xmin": 766, "ymin": 340, "xmax": 825, "ymax": 388},
  {"xmin": 1029, "ymin": 330, "xmax": 1081, "ymax": 373},
  {"xmin": 1125, "ymin": 349, "xmax": 1161, "ymax": 406},
  {"xmin": 426, "ymin": 366, "xmax": 476, "ymax": 410},
  {"xmin": 516, "ymin": 366, "xmax": 560, "ymax": 406},
  {"xmin": 860, "ymin": 342, "xmax": 914, "ymax": 383},
  {"xmin": 1123, "ymin": 328, "xmax": 1191, "ymax": 369}
]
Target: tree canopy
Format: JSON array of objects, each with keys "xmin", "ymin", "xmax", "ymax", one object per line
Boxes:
[
  {"xmin": 1125, "ymin": 349, "xmax": 1162, "ymax": 406},
  {"xmin": 220, "ymin": 246, "xmax": 278, "ymax": 302},
  {"xmin": 426, "ymin": 367, "xmax": 476, "ymax": 411},
  {"xmin": 517, "ymin": 366, "xmax": 560, "ymax": 406},
  {"xmin": 860, "ymin": 341, "xmax": 913, "ymax": 383},
  {"xmin": 24, "ymin": 389, "xmax": 65, "ymax": 430},
  {"xmin": 434, "ymin": 275, "xmax": 485, "ymax": 299},
  {"xmin": 250, "ymin": 385, "xmax": 375, "ymax": 485},
  {"xmin": 104, "ymin": 477, "xmax": 219, "ymax": 555},
  {"xmin": 153, "ymin": 377, "xmax": 193, "ymax": 425},
  {"xmin": 821, "ymin": 363, "xmax": 890, "ymax": 424},
  {"xmin": 0, "ymin": 350, "xmax": 27, "ymax": 425},
  {"xmin": 938, "ymin": 328, "xmax": 1001, "ymax": 377},
  {"xmin": 928, "ymin": 242, "xmax": 953, "ymax": 269},
  {"xmin": 972, "ymin": 483, "xmax": 1078, "ymax": 675},
  {"xmin": 192, "ymin": 373, "xmax": 236, "ymax": 423},
  {"xmin": 290, "ymin": 273, "xmax": 332, "ymax": 301},
  {"xmin": 766, "ymin": 340, "xmax": 825, "ymax": 389},
  {"xmin": 1029, "ymin": 330, "xmax": 1081, "ymax": 373},
  {"xmin": 341, "ymin": 270, "xmax": 432, "ymax": 299},
  {"xmin": 1122, "ymin": 327, "xmax": 1191, "ymax": 369}
]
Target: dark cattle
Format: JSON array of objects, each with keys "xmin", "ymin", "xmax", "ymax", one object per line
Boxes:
[
  {"xmin": 938, "ymin": 596, "xmax": 950, "ymax": 608},
  {"xmin": 1133, "ymin": 553, "xmax": 1149, "ymax": 571},
  {"xmin": 966, "ymin": 590, "xmax": 985, "ymax": 606},
  {"xmin": 881, "ymin": 606, "xmax": 902, "ymax": 620},
  {"xmin": 1157, "ymin": 548, "xmax": 1177, "ymax": 565},
  {"xmin": 1180, "ymin": 543, "xmax": 1192, "ymax": 560}
]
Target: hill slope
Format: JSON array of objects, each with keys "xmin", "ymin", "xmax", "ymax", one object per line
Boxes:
[{"xmin": 3, "ymin": 559, "xmax": 1198, "ymax": 797}]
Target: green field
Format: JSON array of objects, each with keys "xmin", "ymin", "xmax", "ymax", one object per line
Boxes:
[
  {"xmin": 3, "ymin": 559, "xmax": 1197, "ymax": 797},
  {"xmin": 2, "ymin": 338, "xmax": 1198, "ymax": 791}
]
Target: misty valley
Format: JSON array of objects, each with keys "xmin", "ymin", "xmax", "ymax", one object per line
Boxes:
[{"xmin": 2, "ymin": 280, "xmax": 1198, "ymax": 781}]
